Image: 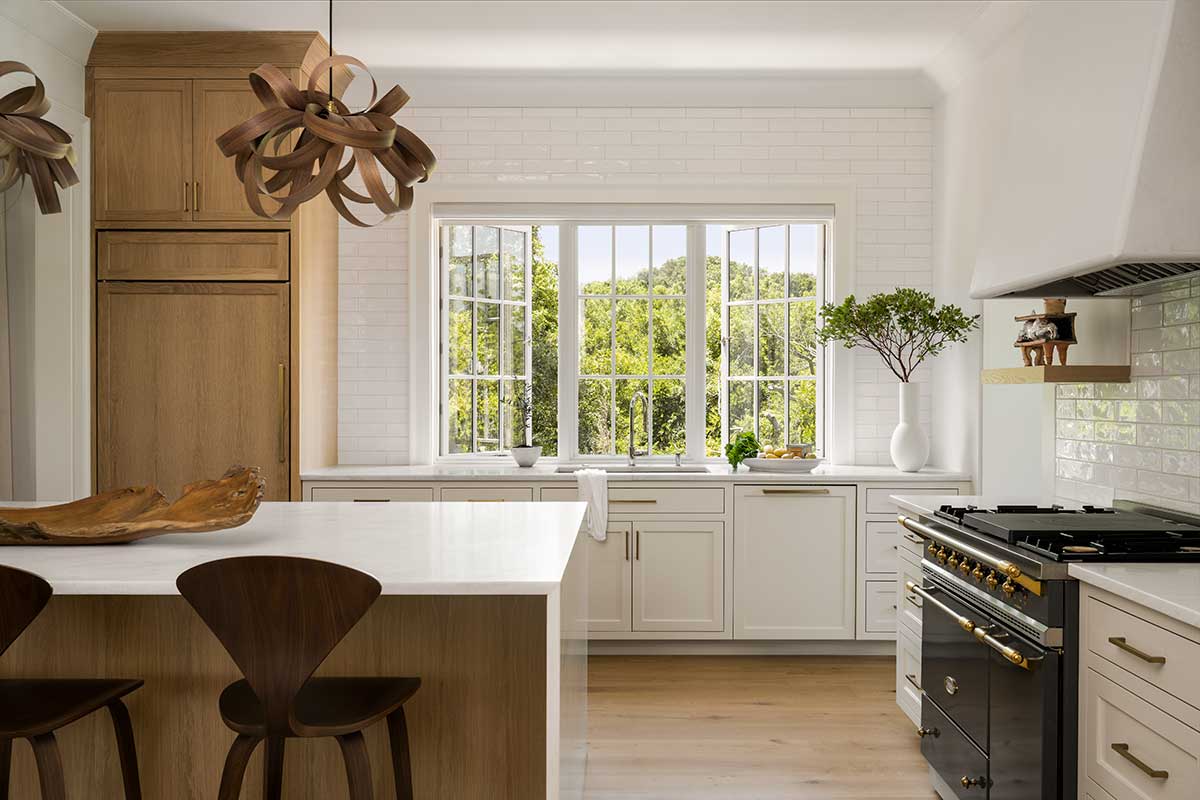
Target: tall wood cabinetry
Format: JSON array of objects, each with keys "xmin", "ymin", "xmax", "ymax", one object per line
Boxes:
[{"xmin": 87, "ymin": 33, "xmax": 343, "ymax": 499}]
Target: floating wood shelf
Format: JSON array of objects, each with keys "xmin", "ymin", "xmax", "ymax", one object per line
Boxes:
[{"xmin": 981, "ymin": 365, "xmax": 1131, "ymax": 385}]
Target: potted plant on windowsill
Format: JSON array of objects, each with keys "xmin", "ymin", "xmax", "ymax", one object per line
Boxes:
[
  {"xmin": 510, "ymin": 381, "xmax": 541, "ymax": 468},
  {"xmin": 816, "ymin": 289, "xmax": 979, "ymax": 472}
]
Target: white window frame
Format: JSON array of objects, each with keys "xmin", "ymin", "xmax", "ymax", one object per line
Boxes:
[{"xmin": 410, "ymin": 188, "xmax": 857, "ymax": 466}]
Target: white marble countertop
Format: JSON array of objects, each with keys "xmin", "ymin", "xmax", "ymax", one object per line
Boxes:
[
  {"xmin": 303, "ymin": 463, "xmax": 972, "ymax": 484},
  {"xmin": 1070, "ymin": 563, "xmax": 1200, "ymax": 630},
  {"xmin": 0, "ymin": 501, "xmax": 588, "ymax": 596}
]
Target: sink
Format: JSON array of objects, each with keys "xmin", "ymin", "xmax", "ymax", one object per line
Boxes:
[{"xmin": 554, "ymin": 464, "xmax": 711, "ymax": 474}]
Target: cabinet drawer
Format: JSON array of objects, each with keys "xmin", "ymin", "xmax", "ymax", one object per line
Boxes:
[
  {"xmin": 920, "ymin": 696, "xmax": 988, "ymax": 795},
  {"xmin": 865, "ymin": 521, "xmax": 899, "ymax": 574},
  {"xmin": 98, "ymin": 231, "xmax": 290, "ymax": 281},
  {"xmin": 865, "ymin": 486, "xmax": 959, "ymax": 515},
  {"xmin": 540, "ymin": 487, "xmax": 578, "ymax": 502},
  {"xmin": 1086, "ymin": 596, "xmax": 1200, "ymax": 711},
  {"xmin": 440, "ymin": 487, "xmax": 534, "ymax": 502},
  {"xmin": 310, "ymin": 486, "xmax": 434, "ymax": 502},
  {"xmin": 896, "ymin": 623, "xmax": 922, "ymax": 725},
  {"xmin": 1085, "ymin": 667, "xmax": 1200, "ymax": 800},
  {"xmin": 897, "ymin": 550, "xmax": 924, "ymax": 636},
  {"xmin": 609, "ymin": 487, "xmax": 723, "ymax": 515},
  {"xmin": 863, "ymin": 580, "xmax": 897, "ymax": 633}
]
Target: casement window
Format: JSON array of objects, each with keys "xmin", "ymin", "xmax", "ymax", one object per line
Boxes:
[{"xmin": 438, "ymin": 213, "xmax": 831, "ymax": 461}]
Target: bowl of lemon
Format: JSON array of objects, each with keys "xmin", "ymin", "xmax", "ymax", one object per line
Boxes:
[{"xmin": 743, "ymin": 445, "xmax": 824, "ymax": 473}]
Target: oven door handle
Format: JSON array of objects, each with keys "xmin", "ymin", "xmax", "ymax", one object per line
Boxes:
[
  {"xmin": 898, "ymin": 515, "xmax": 1043, "ymax": 597},
  {"xmin": 905, "ymin": 581, "xmax": 1035, "ymax": 671}
]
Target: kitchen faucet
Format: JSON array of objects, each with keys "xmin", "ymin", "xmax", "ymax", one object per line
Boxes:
[{"xmin": 628, "ymin": 391, "xmax": 649, "ymax": 466}]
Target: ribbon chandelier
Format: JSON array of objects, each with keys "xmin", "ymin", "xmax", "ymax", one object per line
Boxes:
[
  {"xmin": 0, "ymin": 61, "xmax": 79, "ymax": 215},
  {"xmin": 216, "ymin": 1, "xmax": 436, "ymax": 227}
]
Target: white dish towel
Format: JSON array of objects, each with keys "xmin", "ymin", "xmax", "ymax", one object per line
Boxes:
[{"xmin": 575, "ymin": 469, "xmax": 608, "ymax": 542}]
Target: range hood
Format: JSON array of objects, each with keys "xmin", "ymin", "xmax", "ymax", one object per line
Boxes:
[{"xmin": 971, "ymin": 0, "xmax": 1200, "ymax": 298}]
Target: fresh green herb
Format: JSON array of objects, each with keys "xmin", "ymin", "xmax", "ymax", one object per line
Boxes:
[{"xmin": 725, "ymin": 431, "xmax": 761, "ymax": 470}]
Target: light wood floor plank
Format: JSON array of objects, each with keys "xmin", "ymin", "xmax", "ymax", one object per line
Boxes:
[{"xmin": 585, "ymin": 655, "xmax": 936, "ymax": 799}]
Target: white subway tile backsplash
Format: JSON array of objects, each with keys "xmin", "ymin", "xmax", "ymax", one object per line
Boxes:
[{"xmin": 337, "ymin": 104, "xmax": 936, "ymax": 464}]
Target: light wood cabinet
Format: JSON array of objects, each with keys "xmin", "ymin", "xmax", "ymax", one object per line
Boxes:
[
  {"xmin": 97, "ymin": 282, "xmax": 290, "ymax": 500},
  {"xmin": 633, "ymin": 520, "xmax": 724, "ymax": 633},
  {"xmin": 733, "ymin": 485, "xmax": 856, "ymax": 639},
  {"xmin": 587, "ymin": 522, "xmax": 633, "ymax": 632},
  {"xmin": 97, "ymin": 231, "xmax": 289, "ymax": 281},
  {"xmin": 93, "ymin": 79, "xmax": 192, "ymax": 221},
  {"xmin": 192, "ymin": 80, "xmax": 270, "ymax": 222}
]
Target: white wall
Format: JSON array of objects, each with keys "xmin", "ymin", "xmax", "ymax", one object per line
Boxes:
[
  {"xmin": 339, "ymin": 100, "xmax": 937, "ymax": 466},
  {"xmin": 0, "ymin": 0, "xmax": 95, "ymax": 499},
  {"xmin": 929, "ymin": 3, "xmax": 1030, "ymax": 484}
]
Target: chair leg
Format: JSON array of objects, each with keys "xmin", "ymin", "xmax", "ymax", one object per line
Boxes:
[
  {"xmin": 386, "ymin": 710, "xmax": 414, "ymax": 800},
  {"xmin": 0, "ymin": 738, "xmax": 11, "ymax": 800},
  {"xmin": 106, "ymin": 700, "xmax": 142, "ymax": 800},
  {"xmin": 217, "ymin": 735, "xmax": 260, "ymax": 800},
  {"xmin": 29, "ymin": 733, "xmax": 67, "ymax": 800},
  {"xmin": 336, "ymin": 731, "xmax": 375, "ymax": 800},
  {"xmin": 263, "ymin": 736, "xmax": 285, "ymax": 800}
]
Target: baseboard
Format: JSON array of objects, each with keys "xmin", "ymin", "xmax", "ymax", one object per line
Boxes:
[{"xmin": 587, "ymin": 639, "xmax": 897, "ymax": 656}]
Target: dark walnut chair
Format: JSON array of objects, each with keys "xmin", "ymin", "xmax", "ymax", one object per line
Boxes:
[
  {"xmin": 176, "ymin": 556, "xmax": 420, "ymax": 800},
  {"xmin": 0, "ymin": 564, "xmax": 143, "ymax": 800}
]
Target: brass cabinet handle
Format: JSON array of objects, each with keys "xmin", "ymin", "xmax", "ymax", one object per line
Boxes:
[
  {"xmin": 1111, "ymin": 743, "xmax": 1169, "ymax": 779},
  {"xmin": 624, "ymin": 531, "xmax": 629, "ymax": 561},
  {"xmin": 184, "ymin": 181, "xmax": 190, "ymax": 211},
  {"xmin": 353, "ymin": 498, "xmax": 391, "ymax": 502},
  {"xmin": 1108, "ymin": 636, "xmax": 1166, "ymax": 664},
  {"xmin": 194, "ymin": 181, "xmax": 200, "ymax": 212},
  {"xmin": 635, "ymin": 529, "xmax": 640, "ymax": 560},
  {"xmin": 903, "ymin": 532, "xmax": 924, "ymax": 544},
  {"xmin": 613, "ymin": 498, "xmax": 657, "ymax": 504},
  {"xmin": 277, "ymin": 363, "xmax": 287, "ymax": 463},
  {"xmin": 761, "ymin": 488, "xmax": 830, "ymax": 495}
]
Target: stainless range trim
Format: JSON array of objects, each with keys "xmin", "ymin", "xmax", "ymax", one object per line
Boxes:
[{"xmin": 921, "ymin": 558, "xmax": 1062, "ymax": 648}]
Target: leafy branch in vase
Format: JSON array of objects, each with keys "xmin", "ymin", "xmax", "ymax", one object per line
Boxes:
[{"xmin": 816, "ymin": 288, "xmax": 980, "ymax": 382}]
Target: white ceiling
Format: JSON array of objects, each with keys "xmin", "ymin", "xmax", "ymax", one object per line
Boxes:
[{"xmin": 58, "ymin": 0, "xmax": 990, "ymax": 74}]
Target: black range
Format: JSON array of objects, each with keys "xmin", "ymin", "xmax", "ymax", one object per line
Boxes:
[{"xmin": 897, "ymin": 500, "xmax": 1200, "ymax": 800}]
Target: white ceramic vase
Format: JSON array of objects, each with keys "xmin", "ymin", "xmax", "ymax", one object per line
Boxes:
[
  {"xmin": 890, "ymin": 382, "xmax": 928, "ymax": 472},
  {"xmin": 510, "ymin": 445, "xmax": 542, "ymax": 468}
]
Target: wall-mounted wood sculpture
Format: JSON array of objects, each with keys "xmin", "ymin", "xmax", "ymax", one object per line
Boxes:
[{"xmin": 0, "ymin": 466, "xmax": 264, "ymax": 544}]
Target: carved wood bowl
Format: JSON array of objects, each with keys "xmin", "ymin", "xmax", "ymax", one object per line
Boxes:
[{"xmin": 0, "ymin": 466, "xmax": 265, "ymax": 545}]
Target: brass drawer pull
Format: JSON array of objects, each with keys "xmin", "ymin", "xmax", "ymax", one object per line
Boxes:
[
  {"xmin": 761, "ymin": 488, "xmax": 830, "ymax": 495},
  {"xmin": 1108, "ymin": 636, "xmax": 1166, "ymax": 664},
  {"xmin": 903, "ymin": 532, "xmax": 924, "ymax": 544},
  {"xmin": 276, "ymin": 363, "xmax": 287, "ymax": 463},
  {"xmin": 613, "ymin": 499, "xmax": 657, "ymax": 504},
  {"xmin": 353, "ymin": 499, "xmax": 391, "ymax": 503},
  {"xmin": 904, "ymin": 673, "xmax": 921, "ymax": 690},
  {"xmin": 1111, "ymin": 743, "xmax": 1168, "ymax": 779},
  {"xmin": 467, "ymin": 499, "xmax": 508, "ymax": 502},
  {"xmin": 905, "ymin": 595, "xmax": 922, "ymax": 608}
]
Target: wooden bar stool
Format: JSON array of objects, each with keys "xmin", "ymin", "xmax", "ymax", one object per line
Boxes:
[
  {"xmin": 0, "ymin": 564, "xmax": 143, "ymax": 800},
  {"xmin": 177, "ymin": 556, "xmax": 420, "ymax": 800}
]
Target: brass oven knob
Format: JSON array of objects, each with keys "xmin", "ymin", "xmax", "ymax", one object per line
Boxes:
[
  {"xmin": 936, "ymin": 547, "xmax": 948, "ymax": 564},
  {"xmin": 961, "ymin": 775, "xmax": 986, "ymax": 789},
  {"xmin": 985, "ymin": 571, "xmax": 999, "ymax": 590},
  {"xmin": 928, "ymin": 542, "xmax": 937, "ymax": 557},
  {"xmin": 1002, "ymin": 578, "xmax": 1016, "ymax": 595},
  {"xmin": 946, "ymin": 554, "xmax": 959, "ymax": 570},
  {"xmin": 959, "ymin": 560, "xmax": 972, "ymax": 576},
  {"xmin": 972, "ymin": 564, "xmax": 985, "ymax": 581}
]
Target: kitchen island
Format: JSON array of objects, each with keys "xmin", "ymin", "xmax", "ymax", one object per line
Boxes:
[{"xmin": 0, "ymin": 501, "xmax": 588, "ymax": 799}]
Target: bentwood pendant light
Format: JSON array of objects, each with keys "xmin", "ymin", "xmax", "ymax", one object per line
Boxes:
[
  {"xmin": 216, "ymin": 0, "xmax": 436, "ymax": 227},
  {"xmin": 0, "ymin": 61, "xmax": 80, "ymax": 215}
]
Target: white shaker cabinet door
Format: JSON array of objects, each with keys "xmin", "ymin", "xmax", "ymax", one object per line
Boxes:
[
  {"xmin": 632, "ymin": 521, "xmax": 725, "ymax": 633},
  {"xmin": 587, "ymin": 522, "xmax": 633, "ymax": 633},
  {"xmin": 733, "ymin": 485, "xmax": 856, "ymax": 639}
]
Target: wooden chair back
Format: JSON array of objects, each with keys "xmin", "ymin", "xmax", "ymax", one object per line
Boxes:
[
  {"xmin": 176, "ymin": 556, "xmax": 381, "ymax": 734},
  {"xmin": 0, "ymin": 564, "xmax": 53, "ymax": 657}
]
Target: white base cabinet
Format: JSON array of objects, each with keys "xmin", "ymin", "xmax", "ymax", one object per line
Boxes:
[
  {"xmin": 633, "ymin": 521, "xmax": 725, "ymax": 633},
  {"xmin": 733, "ymin": 485, "xmax": 856, "ymax": 640},
  {"xmin": 585, "ymin": 522, "xmax": 633, "ymax": 632}
]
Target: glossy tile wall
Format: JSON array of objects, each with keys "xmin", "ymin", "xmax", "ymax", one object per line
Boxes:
[{"xmin": 1056, "ymin": 277, "xmax": 1200, "ymax": 513}]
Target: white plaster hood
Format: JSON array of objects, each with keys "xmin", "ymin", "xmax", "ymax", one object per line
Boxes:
[{"xmin": 971, "ymin": 0, "xmax": 1200, "ymax": 298}]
